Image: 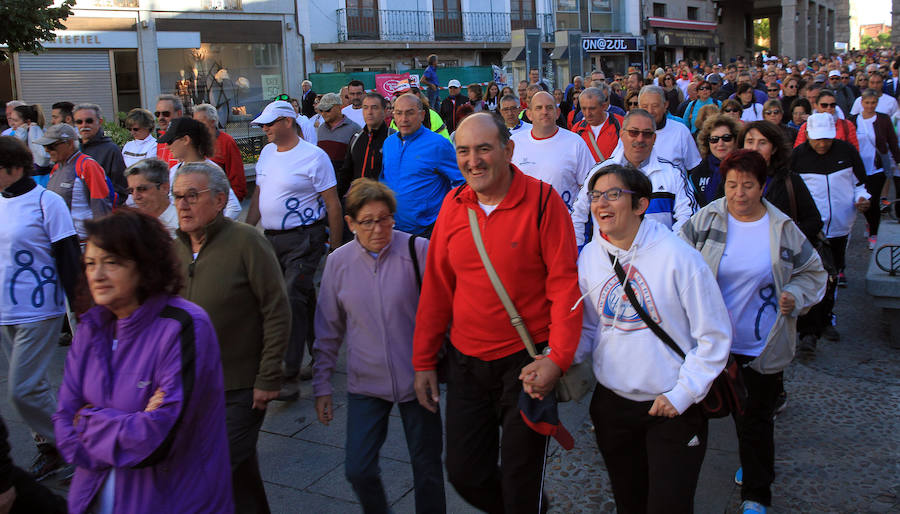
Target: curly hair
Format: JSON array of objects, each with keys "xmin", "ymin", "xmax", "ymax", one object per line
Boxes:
[
  {"xmin": 84, "ymin": 208, "xmax": 184, "ymax": 303},
  {"xmin": 696, "ymin": 114, "xmax": 740, "ymax": 158}
]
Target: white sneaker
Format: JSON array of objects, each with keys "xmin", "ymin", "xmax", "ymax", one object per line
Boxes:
[{"xmin": 868, "ymin": 235, "xmax": 877, "ymax": 250}]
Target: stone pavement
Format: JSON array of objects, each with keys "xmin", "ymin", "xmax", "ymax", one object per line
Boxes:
[{"xmin": 0, "ymin": 215, "xmax": 897, "ymax": 513}]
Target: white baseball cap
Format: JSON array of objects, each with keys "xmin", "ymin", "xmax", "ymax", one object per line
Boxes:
[
  {"xmin": 807, "ymin": 112, "xmax": 836, "ymax": 140},
  {"xmin": 828, "ymin": 70, "xmax": 841, "ymax": 78},
  {"xmin": 251, "ymin": 101, "xmax": 298, "ymax": 125},
  {"xmin": 448, "ymin": 79, "xmax": 461, "ymax": 88}
]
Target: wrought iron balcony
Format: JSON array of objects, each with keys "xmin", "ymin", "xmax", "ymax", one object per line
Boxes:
[{"xmin": 336, "ymin": 9, "xmax": 553, "ymax": 43}]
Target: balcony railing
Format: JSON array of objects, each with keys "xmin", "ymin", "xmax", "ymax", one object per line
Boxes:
[{"xmin": 336, "ymin": 9, "xmax": 553, "ymax": 43}]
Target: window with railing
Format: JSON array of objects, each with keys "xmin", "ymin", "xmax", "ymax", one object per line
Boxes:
[
  {"xmin": 433, "ymin": 0, "xmax": 463, "ymax": 40},
  {"xmin": 512, "ymin": 0, "xmax": 537, "ymax": 29},
  {"xmin": 346, "ymin": 0, "xmax": 379, "ymax": 40}
]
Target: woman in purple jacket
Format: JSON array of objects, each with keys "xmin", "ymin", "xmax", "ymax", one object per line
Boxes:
[
  {"xmin": 313, "ymin": 178, "xmax": 445, "ymax": 513},
  {"xmin": 53, "ymin": 209, "xmax": 233, "ymax": 514}
]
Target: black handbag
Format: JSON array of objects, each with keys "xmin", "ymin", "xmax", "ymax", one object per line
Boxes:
[
  {"xmin": 607, "ymin": 252, "xmax": 747, "ymax": 418},
  {"xmin": 409, "ymin": 235, "xmax": 450, "ymax": 383}
]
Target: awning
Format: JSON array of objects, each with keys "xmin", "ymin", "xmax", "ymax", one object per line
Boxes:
[
  {"xmin": 550, "ymin": 46, "xmax": 568, "ymax": 60},
  {"xmin": 503, "ymin": 46, "xmax": 526, "ymax": 62},
  {"xmin": 647, "ymin": 17, "xmax": 717, "ymax": 32}
]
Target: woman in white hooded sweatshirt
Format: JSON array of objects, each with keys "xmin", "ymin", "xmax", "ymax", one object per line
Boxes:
[{"xmin": 574, "ymin": 163, "xmax": 732, "ymax": 513}]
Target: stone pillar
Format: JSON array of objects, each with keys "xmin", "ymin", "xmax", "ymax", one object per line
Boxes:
[
  {"xmin": 894, "ymin": 0, "xmax": 900, "ymax": 48},
  {"xmin": 137, "ymin": 12, "xmax": 160, "ymax": 111},
  {"xmin": 806, "ymin": 1, "xmax": 816, "ymax": 57},
  {"xmin": 818, "ymin": 5, "xmax": 826, "ymax": 56},
  {"xmin": 781, "ymin": 0, "xmax": 799, "ymax": 59}
]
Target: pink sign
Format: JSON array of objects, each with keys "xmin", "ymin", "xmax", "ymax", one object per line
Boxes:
[{"xmin": 375, "ymin": 72, "xmax": 411, "ymax": 97}]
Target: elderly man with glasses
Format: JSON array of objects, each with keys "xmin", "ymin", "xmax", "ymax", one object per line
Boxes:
[
  {"xmin": 124, "ymin": 158, "xmax": 177, "ymax": 236},
  {"xmin": 73, "ymin": 103, "xmax": 127, "ymax": 205}
]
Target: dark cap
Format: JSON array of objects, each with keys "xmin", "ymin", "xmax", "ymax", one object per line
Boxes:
[{"xmin": 157, "ymin": 117, "xmax": 207, "ymax": 144}]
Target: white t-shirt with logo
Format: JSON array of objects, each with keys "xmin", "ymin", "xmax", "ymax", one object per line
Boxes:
[
  {"xmin": 0, "ymin": 186, "xmax": 76, "ymax": 325},
  {"xmin": 255, "ymin": 139, "xmax": 337, "ymax": 230},
  {"xmin": 654, "ymin": 118, "xmax": 702, "ymax": 172},
  {"xmin": 716, "ymin": 213, "xmax": 776, "ymax": 357},
  {"xmin": 342, "ymin": 105, "xmax": 365, "ymax": 128},
  {"xmin": 169, "ymin": 160, "xmax": 242, "ymax": 220},
  {"xmin": 511, "ymin": 128, "xmax": 594, "ymax": 211}
]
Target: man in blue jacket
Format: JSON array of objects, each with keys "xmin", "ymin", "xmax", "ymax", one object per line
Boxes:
[{"xmin": 381, "ymin": 94, "xmax": 464, "ymax": 237}]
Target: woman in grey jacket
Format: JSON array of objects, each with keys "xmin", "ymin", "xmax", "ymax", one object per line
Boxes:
[{"xmin": 680, "ymin": 150, "xmax": 827, "ymax": 514}]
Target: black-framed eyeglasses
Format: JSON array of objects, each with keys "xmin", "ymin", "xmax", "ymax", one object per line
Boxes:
[
  {"xmin": 819, "ymin": 102, "xmax": 837, "ymax": 108},
  {"xmin": 154, "ymin": 111, "xmax": 171, "ymax": 118},
  {"xmin": 126, "ymin": 183, "xmax": 161, "ymax": 195},
  {"xmin": 172, "ymin": 188, "xmax": 210, "ymax": 204},
  {"xmin": 587, "ymin": 187, "xmax": 635, "ymax": 202},
  {"xmin": 708, "ymin": 134, "xmax": 735, "ymax": 144},
  {"xmin": 628, "ymin": 101, "xmax": 639, "ymax": 106},
  {"xmin": 262, "ymin": 117, "xmax": 287, "ymax": 128},
  {"xmin": 74, "ymin": 118, "xmax": 95, "ymax": 125},
  {"xmin": 354, "ymin": 215, "xmax": 394, "ymax": 230},
  {"xmin": 273, "ymin": 94, "xmax": 290, "ymax": 101},
  {"xmin": 698, "ymin": 86, "xmax": 710, "ymax": 91}
]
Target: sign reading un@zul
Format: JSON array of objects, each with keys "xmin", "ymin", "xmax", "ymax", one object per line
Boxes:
[{"xmin": 582, "ymin": 36, "xmax": 642, "ymax": 53}]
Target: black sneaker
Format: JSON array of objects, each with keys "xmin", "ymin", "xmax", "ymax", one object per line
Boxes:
[
  {"xmin": 837, "ymin": 273, "xmax": 847, "ymax": 287},
  {"xmin": 30, "ymin": 448, "xmax": 66, "ymax": 481},
  {"xmin": 774, "ymin": 391, "xmax": 788, "ymax": 415},
  {"xmin": 822, "ymin": 325, "xmax": 840, "ymax": 341},
  {"xmin": 797, "ymin": 334, "xmax": 817, "ymax": 355}
]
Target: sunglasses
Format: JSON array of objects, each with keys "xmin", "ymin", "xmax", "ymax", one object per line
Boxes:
[
  {"xmin": 707, "ymin": 134, "xmax": 735, "ymax": 144},
  {"xmin": 624, "ymin": 129, "xmax": 655, "ymax": 138},
  {"xmin": 154, "ymin": 111, "xmax": 172, "ymax": 118},
  {"xmin": 273, "ymin": 94, "xmax": 290, "ymax": 101},
  {"xmin": 698, "ymin": 86, "xmax": 710, "ymax": 91},
  {"xmin": 262, "ymin": 117, "xmax": 286, "ymax": 128},
  {"xmin": 829, "ymin": 76, "xmax": 840, "ymax": 80},
  {"xmin": 763, "ymin": 110, "xmax": 782, "ymax": 116},
  {"xmin": 628, "ymin": 101, "xmax": 639, "ymax": 106},
  {"xmin": 818, "ymin": 102, "xmax": 837, "ymax": 108},
  {"xmin": 841, "ymin": 75, "xmax": 850, "ymax": 79},
  {"xmin": 128, "ymin": 126, "xmax": 144, "ymax": 132},
  {"xmin": 74, "ymin": 118, "xmax": 95, "ymax": 125},
  {"xmin": 723, "ymin": 108, "xmax": 741, "ymax": 113}
]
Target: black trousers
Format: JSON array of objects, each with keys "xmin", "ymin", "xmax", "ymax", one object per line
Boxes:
[
  {"xmin": 226, "ymin": 388, "xmax": 270, "ymax": 514},
  {"xmin": 864, "ymin": 172, "xmax": 886, "ymax": 236},
  {"xmin": 589, "ymin": 383, "xmax": 708, "ymax": 514},
  {"xmin": 265, "ymin": 223, "xmax": 327, "ymax": 377},
  {"xmin": 798, "ymin": 236, "xmax": 842, "ymax": 337},
  {"xmin": 444, "ymin": 345, "xmax": 548, "ymax": 514},
  {"xmin": 731, "ymin": 356, "xmax": 781, "ymax": 507}
]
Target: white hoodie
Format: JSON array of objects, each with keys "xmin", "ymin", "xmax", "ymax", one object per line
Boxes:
[{"xmin": 575, "ymin": 219, "xmax": 732, "ymax": 414}]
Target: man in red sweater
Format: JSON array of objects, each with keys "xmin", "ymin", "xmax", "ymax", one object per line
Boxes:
[
  {"xmin": 571, "ymin": 86, "xmax": 622, "ymax": 162},
  {"xmin": 194, "ymin": 103, "xmax": 248, "ymax": 201},
  {"xmin": 412, "ymin": 113, "xmax": 583, "ymax": 513}
]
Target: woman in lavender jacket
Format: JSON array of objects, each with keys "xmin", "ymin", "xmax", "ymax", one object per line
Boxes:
[
  {"xmin": 313, "ymin": 178, "xmax": 445, "ymax": 513},
  {"xmin": 53, "ymin": 209, "xmax": 233, "ymax": 514}
]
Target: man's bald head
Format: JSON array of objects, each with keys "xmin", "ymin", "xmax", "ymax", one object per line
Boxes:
[{"xmin": 393, "ymin": 93, "xmax": 425, "ymax": 136}]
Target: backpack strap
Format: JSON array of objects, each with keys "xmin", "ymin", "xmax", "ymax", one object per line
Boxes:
[
  {"xmin": 408, "ymin": 235, "xmax": 422, "ymax": 293},
  {"xmin": 536, "ymin": 181, "xmax": 552, "ymax": 230}
]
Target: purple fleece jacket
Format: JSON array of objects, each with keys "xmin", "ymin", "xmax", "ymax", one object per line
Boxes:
[{"xmin": 53, "ymin": 294, "xmax": 233, "ymax": 514}]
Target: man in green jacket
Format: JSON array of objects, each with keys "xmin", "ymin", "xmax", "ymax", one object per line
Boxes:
[{"xmin": 173, "ymin": 160, "xmax": 291, "ymax": 514}]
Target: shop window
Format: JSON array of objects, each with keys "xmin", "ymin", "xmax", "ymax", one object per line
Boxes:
[
  {"xmin": 652, "ymin": 3, "xmax": 666, "ymax": 17},
  {"xmin": 590, "ymin": 0, "xmax": 611, "ymax": 13},
  {"xmin": 556, "ymin": 0, "xmax": 578, "ymax": 13},
  {"xmin": 159, "ymin": 43, "xmax": 283, "ymax": 126},
  {"xmin": 688, "ymin": 7, "xmax": 699, "ymax": 20},
  {"xmin": 114, "ymin": 50, "xmax": 141, "ymax": 114}
]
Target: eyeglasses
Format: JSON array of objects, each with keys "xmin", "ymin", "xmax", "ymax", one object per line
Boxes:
[
  {"xmin": 698, "ymin": 86, "xmax": 710, "ymax": 91},
  {"xmin": 154, "ymin": 111, "xmax": 172, "ymax": 118},
  {"xmin": 767, "ymin": 88, "xmax": 780, "ymax": 92},
  {"xmin": 828, "ymin": 76, "xmax": 840, "ymax": 80},
  {"xmin": 785, "ymin": 84, "xmax": 797, "ymax": 89},
  {"xmin": 587, "ymin": 187, "xmax": 635, "ymax": 202},
  {"xmin": 763, "ymin": 110, "xmax": 782, "ymax": 116},
  {"xmin": 707, "ymin": 134, "xmax": 735, "ymax": 144},
  {"xmin": 841, "ymin": 75, "xmax": 850, "ymax": 79},
  {"xmin": 628, "ymin": 101, "xmax": 639, "ymax": 107},
  {"xmin": 500, "ymin": 107, "xmax": 519, "ymax": 113},
  {"xmin": 262, "ymin": 117, "xmax": 286, "ymax": 128},
  {"xmin": 624, "ymin": 129, "xmax": 655, "ymax": 139},
  {"xmin": 354, "ymin": 215, "xmax": 394, "ymax": 230},
  {"xmin": 74, "ymin": 118, "xmax": 95, "ymax": 125},
  {"xmin": 818, "ymin": 102, "xmax": 837, "ymax": 108},
  {"xmin": 723, "ymin": 108, "xmax": 741, "ymax": 113},
  {"xmin": 172, "ymin": 188, "xmax": 210, "ymax": 204},
  {"xmin": 273, "ymin": 94, "xmax": 290, "ymax": 101},
  {"xmin": 128, "ymin": 126, "xmax": 144, "ymax": 132},
  {"xmin": 125, "ymin": 183, "xmax": 161, "ymax": 195}
]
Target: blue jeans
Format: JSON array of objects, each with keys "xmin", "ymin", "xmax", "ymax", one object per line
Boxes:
[
  {"xmin": 426, "ymin": 88, "xmax": 440, "ymax": 111},
  {"xmin": 345, "ymin": 393, "xmax": 445, "ymax": 514}
]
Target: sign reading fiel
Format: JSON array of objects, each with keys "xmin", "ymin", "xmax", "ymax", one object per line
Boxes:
[{"xmin": 582, "ymin": 36, "xmax": 642, "ymax": 53}]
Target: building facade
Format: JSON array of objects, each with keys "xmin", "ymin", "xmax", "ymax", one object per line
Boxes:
[
  {"xmin": 642, "ymin": 0, "xmax": 720, "ymax": 66},
  {"xmin": 718, "ymin": 0, "xmax": 839, "ymax": 61}
]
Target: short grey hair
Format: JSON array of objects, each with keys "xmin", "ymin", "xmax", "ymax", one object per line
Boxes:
[
  {"xmin": 73, "ymin": 103, "xmax": 102, "ymax": 119},
  {"xmin": 174, "ymin": 161, "xmax": 230, "ymax": 197},
  {"xmin": 302, "ymin": 79, "xmax": 312, "ymax": 88},
  {"xmin": 623, "ymin": 109, "xmax": 657, "ymax": 131},
  {"xmin": 580, "ymin": 86, "xmax": 608, "ymax": 105},
  {"xmin": 157, "ymin": 94, "xmax": 184, "ymax": 114},
  {"xmin": 194, "ymin": 103, "xmax": 218, "ymax": 123},
  {"xmin": 499, "ymin": 94, "xmax": 519, "ymax": 106},
  {"xmin": 124, "ymin": 158, "xmax": 170, "ymax": 185},
  {"xmin": 638, "ymin": 85, "xmax": 666, "ymax": 104}
]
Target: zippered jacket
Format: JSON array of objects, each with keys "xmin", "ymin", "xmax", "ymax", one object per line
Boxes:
[{"xmin": 53, "ymin": 295, "xmax": 234, "ymax": 514}]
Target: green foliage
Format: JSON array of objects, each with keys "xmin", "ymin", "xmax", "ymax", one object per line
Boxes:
[
  {"xmin": 103, "ymin": 112, "xmax": 130, "ymax": 148},
  {"xmin": 0, "ymin": 0, "xmax": 75, "ymax": 61},
  {"xmin": 753, "ymin": 18, "xmax": 771, "ymax": 53},
  {"xmin": 240, "ymin": 146, "xmax": 260, "ymax": 164},
  {"xmin": 861, "ymin": 31, "xmax": 892, "ymax": 50}
]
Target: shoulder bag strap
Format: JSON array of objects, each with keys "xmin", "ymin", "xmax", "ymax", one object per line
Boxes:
[
  {"xmin": 783, "ymin": 174, "xmax": 799, "ymax": 221},
  {"xmin": 468, "ymin": 208, "xmax": 538, "ymax": 357},
  {"xmin": 408, "ymin": 235, "xmax": 422, "ymax": 293},
  {"xmin": 607, "ymin": 252, "xmax": 686, "ymax": 360},
  {"xmin": 585, "ymin": 126, "xmax": 605, "ymax": 162}
]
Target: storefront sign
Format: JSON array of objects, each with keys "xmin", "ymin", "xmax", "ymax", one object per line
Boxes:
[
  {"xmin": 656, "ymin": 30, "xmax": 715, "ymax": 48},
  {"xmin": 261, "ymin": 74, "xmax": 283, "ymax": 99},
  {"xmin": 43, "ymin": 31, "xmax": 137, "ymax": 49},
  {"xmin": 582, "ymin": 36, "xmax": 642, "ymax": 53}
]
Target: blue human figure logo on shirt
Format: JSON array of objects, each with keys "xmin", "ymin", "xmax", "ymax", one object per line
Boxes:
[
  {"xmin": 9, "ymin": 250, "xmax": 62, "ymax": 308},
  {"xmin": 754, "ymin": 284, "xmax": 777, "ymax": 340},
  {"xmin": 281, "ymin": 197, "xmax": 327, "ymax": 230},
  {"xmin": 560, "ymin": 190, "xmax": 573, "ymax": 211}
]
